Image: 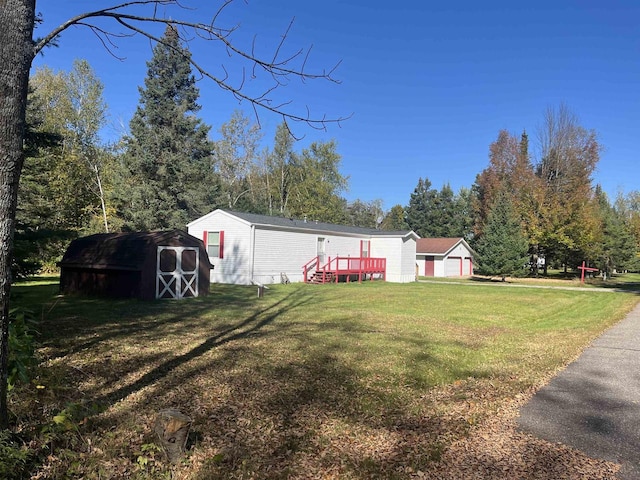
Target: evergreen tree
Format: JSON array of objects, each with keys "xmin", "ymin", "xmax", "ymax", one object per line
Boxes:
[
  {"xmin": 595, "ymin": 187, "xmax": 637, "ymax": 277},
  {"xmin": 406, "ymin": 178, "xmax": 469, "ymax": 237},
  {"xmin": 117, "ymin": 25, "xmax": 216, "ymax": 230},
  {"xmin": 405, "ymin": 177, "xmax": 437, "ymax": 237},
  {"xmin": 474, "ymin": 191, "xmax": 529, "ymax": 280}
]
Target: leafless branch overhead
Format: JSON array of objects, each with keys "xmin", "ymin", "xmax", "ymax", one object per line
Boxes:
[{"xmin": 34, "ymin": 0, "xmax": 350, "ymax": 131}]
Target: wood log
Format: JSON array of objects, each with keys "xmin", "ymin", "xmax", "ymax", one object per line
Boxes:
[{"xmin": 154, "ymin": 409, "xmax": 192, "ymax": 464}]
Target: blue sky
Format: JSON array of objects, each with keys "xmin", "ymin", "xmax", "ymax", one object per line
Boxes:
[{"xmin": 32, "ymin": 1, "xmax": 640, "ymax": 210}]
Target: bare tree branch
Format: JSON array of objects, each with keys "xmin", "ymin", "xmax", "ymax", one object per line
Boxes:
[{"xmin": 34, "ymin": 0, "xmax": 350, "ymax": 130}]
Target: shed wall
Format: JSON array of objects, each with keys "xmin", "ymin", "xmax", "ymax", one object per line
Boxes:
[{"xmin": 60, "ymin": 268, "xmax": 142, "ymax": 298}]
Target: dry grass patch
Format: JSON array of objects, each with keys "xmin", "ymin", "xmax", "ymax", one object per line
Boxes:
[{"xmin": 6, "ymin": 279, "xmax": 639, "ymax": 478}]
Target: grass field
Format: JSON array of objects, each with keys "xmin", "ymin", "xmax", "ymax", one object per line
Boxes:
[{"xmin": 7, "ymin": 277, "xmax": 640, "ymax": 479}]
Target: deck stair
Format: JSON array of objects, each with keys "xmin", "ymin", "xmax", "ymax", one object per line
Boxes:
[{"xmin": 307, "ymin": 271, "xmax": 335, "ymax": 284}]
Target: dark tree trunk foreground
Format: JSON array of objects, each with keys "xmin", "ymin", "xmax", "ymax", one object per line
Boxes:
[{"xmin": 0, "ymin": 0, "xmax": 36, "ymax": 428}]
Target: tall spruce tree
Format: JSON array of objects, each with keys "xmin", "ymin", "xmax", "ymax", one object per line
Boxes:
[
  {"xmin": 474, "ymin": 191, "xmax": 529, "ymax": 280},
  {"xmin": 595, "ymin": 186, "xmax": 637, "ymax": 277},
  {"xmin": 406, "ymin": 178, "xmax": 469, "ymax": 237},
  {"xmin": 118, "ymin": 25, "xmax": 216, "ymax": 230}
]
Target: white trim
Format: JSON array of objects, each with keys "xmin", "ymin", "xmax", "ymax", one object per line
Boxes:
[{"xmin": 156, "ymin": 246, "xmax": 199, "ymax": 299}]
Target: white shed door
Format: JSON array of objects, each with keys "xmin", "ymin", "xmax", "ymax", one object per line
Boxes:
[
  {"xmin": 445, "ymin": 257, "xmax": 461, "ymax": 277},
  {"xmin": 156, "ymin": 246, "xmax": 199, "ymax": 299}
]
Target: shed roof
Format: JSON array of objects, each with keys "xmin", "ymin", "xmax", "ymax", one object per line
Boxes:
[
  {"xmin": 59, "ymin": 230, "xmax": 205, "ymax": 271},
  {"xmin": 189, "ymin": 209, "xmax": 418, "ymax": 239},
  {"xmin": 416, "ymin": 237, "xmax": 472, "ymax": 256}
]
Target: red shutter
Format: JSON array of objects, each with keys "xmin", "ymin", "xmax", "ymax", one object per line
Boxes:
[
  {"xmin": 219, "ymin": 230, "xmax": 224, "ymax": 259},
  {"xmin": 203, "ymin": 231, "xmax": 208, "ymax": 247},
  {"xmin": 359, "ymin": 240, "xmax": 363, "ymax": 257}
]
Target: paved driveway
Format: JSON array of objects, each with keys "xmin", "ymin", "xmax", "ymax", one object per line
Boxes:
[{"xmin": 518, "ymin": 302, "xmax": 640, "ymax": 479}]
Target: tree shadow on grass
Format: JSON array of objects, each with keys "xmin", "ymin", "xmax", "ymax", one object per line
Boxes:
[
  {"xmin": 34, "ymin": 283, "xmax": 268, "ymax": 361},
  {"xmin": 90, "ymin": 286, "xmax": 316, "ymax": 407}
]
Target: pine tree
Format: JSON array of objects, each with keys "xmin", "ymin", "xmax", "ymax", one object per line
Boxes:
[
  {"xmin": 405, "ymin": 177, "xmax": 436, "ymax": 237},
  {"xmin": 474, "ymin": 191, "xmax": 529, "ymax": 280},
  {"xmin": 596, "ymin": 187, "xmax": 637, "ymax": 277},
  {"xmin": 118, "ymin": 25, "xmax": 216, "ymax": 230},
  {"xmin": 406, "ymin": 178, "xmax": 469, "ymax": 238}
]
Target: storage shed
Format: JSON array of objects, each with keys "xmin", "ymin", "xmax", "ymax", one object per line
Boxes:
[
  {"xmin": 416, "ymin": 237, "xmax": 474, "ymax": 277},
  {"xmin": 59, "ymin": 230, "xmax": 212, "ymax": 300}
]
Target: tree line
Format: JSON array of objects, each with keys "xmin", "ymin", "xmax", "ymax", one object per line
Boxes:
[
  {"xmin": 17, "ymin": 26, "xmax": 382, "ymax": 276},
  {"xmin": 399, "ymin": 110, "xmax": 640, "ymax": 277},
  {"xmin": 20, "ymin": 27, "xmax": 640, "ymax": 280}
]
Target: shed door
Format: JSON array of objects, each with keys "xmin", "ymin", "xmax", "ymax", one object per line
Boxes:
[
  {"xmin": 156, "ymin": 246, "xmax": 199, "ymax": 299},
  {"xmin": 445, "ymin": 257, "xmax": 462, "ymax": 277}
]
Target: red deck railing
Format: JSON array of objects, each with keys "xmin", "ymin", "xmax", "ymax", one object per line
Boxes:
[{"xmin": 303, "ymin": 256, "xmax": 386, "ymax": 284}]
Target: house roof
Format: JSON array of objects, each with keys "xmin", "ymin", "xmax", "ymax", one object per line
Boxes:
[
  {"xmin": 416, "ymin": 237, "xmax": 472, "ymax": 256},
  {"xmin": 59, "ymin": 230, "xmax": 207, "ymax": 271},
  {"xmin": 189, "ymin": 209, "xmax": 418, "ymax": 239}
]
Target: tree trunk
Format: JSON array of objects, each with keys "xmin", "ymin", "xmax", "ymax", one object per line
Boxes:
[{"xmin": 0, "ymin": 0, "xmax": 36, "ymax": 428}]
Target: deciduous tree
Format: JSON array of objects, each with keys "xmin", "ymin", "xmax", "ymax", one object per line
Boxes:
[
  {"xmin": 287, "ymin": 140, "xmax": 348, "ymax": 223},
  {"xmin": 536, "ymin": 104, "xmax": 601, "ymax": 270},
  {"xmin": 344, "ymin": 199, "xmax": 384, "ymax": 229},
  {"xmin": 214, "ymin": 110, "xmax": 262, "ymax": 210},
  {"xmin": 380, "ymin": 204, "xmax": 408, "ymax": 231}
]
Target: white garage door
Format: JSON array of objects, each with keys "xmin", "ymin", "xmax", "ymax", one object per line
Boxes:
[
  {"xmin": 445, "ymin": 257, "xmax": 461, "ymax": 277},
  {"xmin": 462, "ymin": 257, "xmax": 473, "ymax": 276}
]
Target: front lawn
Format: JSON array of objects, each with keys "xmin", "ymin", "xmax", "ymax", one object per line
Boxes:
[{"xmin": 7, "ymin": 280, "xmax": 638, "ymax": 478}]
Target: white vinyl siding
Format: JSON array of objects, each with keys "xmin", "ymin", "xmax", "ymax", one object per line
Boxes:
[
  {"xmin": 252, "ymin": 229, "xmax": 365, "ymax": 284},
  {"xmin": 187, "ymin": 211, "xmax": 252, "ymax": 284},
  {"xmin": 372, "ymin": 236, "xmax": 416, "ymax": 283},
  {"xmin": 189, "ymin": 209, "xmax": 419, "ymax": 284}
]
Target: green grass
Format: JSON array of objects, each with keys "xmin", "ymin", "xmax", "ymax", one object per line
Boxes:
[{"xmin": 6, "ymin": 278, "xmax": 639, "ymax": 479}]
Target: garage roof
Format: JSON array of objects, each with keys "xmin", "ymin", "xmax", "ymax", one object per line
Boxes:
[{"xmin": 416, "ymin": 237, "xmax": 472, "ymax": 256}]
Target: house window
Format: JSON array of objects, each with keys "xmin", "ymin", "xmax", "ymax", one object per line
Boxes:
[{"xmin": 204, "ymin": 231, "xmax": 224, "ymax": 258}]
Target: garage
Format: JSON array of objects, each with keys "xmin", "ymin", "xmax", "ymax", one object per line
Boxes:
[{"xmin": 416, "ymin": 238, "xmax": 475, "ymax": 278}]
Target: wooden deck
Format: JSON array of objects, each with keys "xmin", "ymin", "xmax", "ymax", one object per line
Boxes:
[{"xmin": 303, "ymin": 256, "xmax": 386, "ymax": 284}]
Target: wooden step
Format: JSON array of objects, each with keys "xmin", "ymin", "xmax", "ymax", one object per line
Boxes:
[{"xmin": 308, "ymin": 271, "xmax": 335, "ymax": 284}]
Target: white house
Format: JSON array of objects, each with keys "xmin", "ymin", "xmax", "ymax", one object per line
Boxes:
[
  {"xmin": 416, "ymin": 238, "xmax": 474, "ymax": 277},
  {"xmin": 186, "ymin": 209, "xmax": 419, "ymax": 285}
]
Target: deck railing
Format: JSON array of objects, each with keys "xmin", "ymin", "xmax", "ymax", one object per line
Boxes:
[{"xmin": 303, "ymin": 256, "xmax": 386, "ymax": 283}]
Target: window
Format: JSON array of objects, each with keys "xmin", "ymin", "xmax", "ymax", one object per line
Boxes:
[{"xmin": 204, "ymin": 231, "xmax": 224, "ymax": 258}]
